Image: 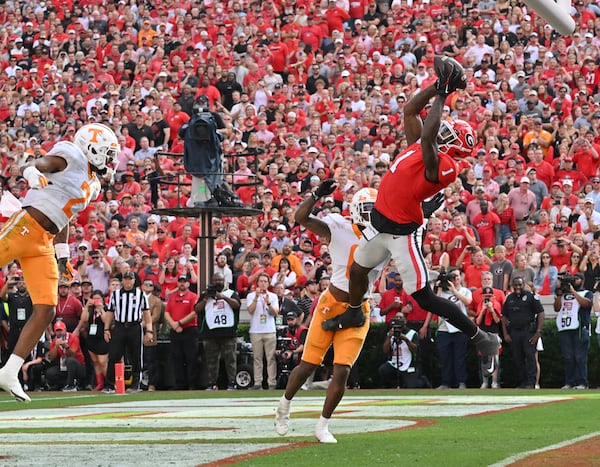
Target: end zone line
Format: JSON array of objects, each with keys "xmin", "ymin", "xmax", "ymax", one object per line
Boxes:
[{"xmin": 489, "ymin": 431, "xmax": 600, "ymax": 467}]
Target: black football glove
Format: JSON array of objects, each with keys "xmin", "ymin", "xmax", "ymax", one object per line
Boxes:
[
  {"xmin": 422, "ymin": 192, "xmax": 445, "ymax": 219},
  {"xmin": 434, "ymin": 55, "xmax": 466, "ymax": 96},
  {"xmin": 314, "ymin": 179, "xmax": 338, "ymax": 198}
]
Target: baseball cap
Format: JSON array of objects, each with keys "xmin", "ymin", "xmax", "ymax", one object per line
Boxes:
[
  {"xmin": 482, "ymin": 286, "xmax": 493, "ymax": 296},
  {"xmin": 285, "ymin": 311, "xmax": 297, "ymax": 319},
  {"xmin": 178, "ymin": 275, "xmax": 188, "ymax": 281},
  {"xmin": 123, "ymin": 271, "xmax": 135, "ymax": 279},
  {"xmin": 562, "ymin": 179, "xmax": 573, "ymax": 186},
  {"xmin": 276, "ymin": 224, "xmax": 287, "ymax": 231},
  {"xmin": 54, "ymin": 321, "xmax": 67, "ymax": 332},
  {"xmin": 520, "ymin": 176, "xmax": 530, "ymax": 184},
  {"xmin": 526, "ymin": 219, "xmax": 537, "ymax": 225},
  {"xmin": 584, "ymin": 197, "xmax": 595, "ymax": 204}
]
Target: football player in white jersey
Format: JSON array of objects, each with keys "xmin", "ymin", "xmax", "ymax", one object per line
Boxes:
[
  {"xmin": 0, "ymin": 123, "xmax": 119, "ymax": 402},
  {"xmin": 275, "ymin": 180, "xmax": 387, "ymax": 443}
]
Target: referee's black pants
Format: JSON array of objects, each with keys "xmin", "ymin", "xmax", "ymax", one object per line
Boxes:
[
  {"xmin": 170, "ymin": 327, "xmax": 199, "ymax": 390},
  {"xmin": 106, "ymin": 323, "xmax": 143, "ymax": 389}
]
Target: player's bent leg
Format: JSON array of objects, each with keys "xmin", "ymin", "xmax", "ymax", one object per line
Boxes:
[
  {"xmin": 412, "ymin": 286, "xmax": 477, "ymax": 335},
  {"xmin": 411, "ymin": 286, "xmax": 499, "ymax": 374}
]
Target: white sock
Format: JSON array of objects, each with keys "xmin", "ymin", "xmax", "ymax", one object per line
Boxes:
[
  {"xmin": 3, "ymin": 355, "xmax": 25, "ymax": 375},
  {"xmin": 279, "ymin": 395, "xmax": 291, "ymax": 410},
  {"xmin": 316, "ymin": 415, "xmax": 330, "ymax": 432}
]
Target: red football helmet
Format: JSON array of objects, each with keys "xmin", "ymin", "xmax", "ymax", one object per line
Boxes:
[{"xmin": 437, "ymin": 119, "xmax": 476, "ymax": 159}]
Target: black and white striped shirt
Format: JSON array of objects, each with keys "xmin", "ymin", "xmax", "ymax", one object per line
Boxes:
[{"xmin": 108, "ymin": 287, "xmax": 149, "ymax": 323}]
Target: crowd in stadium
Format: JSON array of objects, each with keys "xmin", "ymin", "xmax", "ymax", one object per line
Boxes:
[{"xmin": 0, "ymin": 0, "xmax": 599, "ymax": 390}]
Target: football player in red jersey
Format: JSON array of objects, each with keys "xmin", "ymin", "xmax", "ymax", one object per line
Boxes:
[{"xmin": 325, "ymin": 57, "xmax": 500, "ymax": 373}]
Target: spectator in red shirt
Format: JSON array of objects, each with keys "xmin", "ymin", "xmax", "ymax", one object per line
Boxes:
[
  {"xmin": 471, "ymin": 200, "xmax": 501, "ymax": 249},
  {"xmin": 462, "ymin": 248, "xmax": 491, "ymax": 290},
  {"xmin": 378, "ymin": 274, "xmax": 410, "ymax": 324}
]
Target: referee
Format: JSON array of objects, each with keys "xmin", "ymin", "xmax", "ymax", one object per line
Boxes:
[{"xmin": 102, "ymin": 271, "xmax": 152, "ymax": 393}]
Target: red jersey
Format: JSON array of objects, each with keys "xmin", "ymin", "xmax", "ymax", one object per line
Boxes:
[{"xmin": 376, "ymin": 143, "xmax": 458, "ymax": 226}]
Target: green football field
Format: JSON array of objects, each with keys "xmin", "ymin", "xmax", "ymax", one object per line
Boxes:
[{"xmin": 0, "ymin": 389, "xmax": 598, "ymax": 466}]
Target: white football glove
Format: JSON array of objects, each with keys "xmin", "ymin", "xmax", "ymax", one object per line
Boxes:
[{"xmin": 23, "ymin": 166, "xmax": 49, "ymax": 190}]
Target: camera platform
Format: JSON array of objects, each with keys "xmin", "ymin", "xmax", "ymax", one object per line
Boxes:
[{"xmin": 151, "ymin": 207, "xmax": 263, "ymax": 218}]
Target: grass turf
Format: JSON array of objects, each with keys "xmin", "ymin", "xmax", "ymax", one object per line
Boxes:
[{"xmin": 0, "ymin": 389, "xmax": 598, "ymax": 466}]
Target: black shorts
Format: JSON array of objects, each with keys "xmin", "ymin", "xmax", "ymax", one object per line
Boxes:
[{"xmin": 87, "ymin": 337, "xmax": 109, "ymax": 356}]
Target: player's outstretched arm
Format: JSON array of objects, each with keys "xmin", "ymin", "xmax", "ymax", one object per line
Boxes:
[
  {"xmin": 421, "ymin": 95, "xmax": 447, "ymax": 184},
  {"xmin": 295, "ymin": 180, "xmax": 337, "ymax": 242},
  {"xmin": 403, "ymin": 85, "xmax": 437, "ymax": 145}
]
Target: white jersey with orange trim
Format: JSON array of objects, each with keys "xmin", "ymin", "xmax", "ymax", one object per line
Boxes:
[
  {"xmin": 22, "ymin": 141, "xmax": 101, "ymax": 231},
  {"xmin": 322, "ymin": 213, "xmax": 386, "ymax": 297}
]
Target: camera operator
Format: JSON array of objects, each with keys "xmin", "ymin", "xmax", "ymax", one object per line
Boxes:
[
  {"xmin": 474, "ymin": 286, "xmax": 503, "ymax": 388},
  {"xmin": 501, "ymin": 277, "xmax": 544, "ymax": 388},
  {"xmin": 180, "ymin": 95, "xmax": 242, "ymax": 208},
  {"xmin": 45, "ymin": 320, "xmax": 85, "ymax": 391},
  {"xmin": 378, "ymin": 312, "xmax": 428, "ymax": 388},
  {"xmin": 0, "ymin": 274, "xmax": 33, "ymax": 355},
  {"xmin": 195, "ymin": 272, "xmax": 241, "ymax": 390},
  {"xmin": 553, "ymin": 272, "xmax": 592, "ymax": 389},
  {"xmin": 430, "ymin": 268, "xmax": 472, "ymax": 389},
  {"xmin": 276, "ymin": 312, "xmax": 308, "ymax": 370}
]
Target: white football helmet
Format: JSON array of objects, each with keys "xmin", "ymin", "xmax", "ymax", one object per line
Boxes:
[
  {"xmin": 350, "ymin": 187, "xmax": 378, "ymax": 227},
  {"xmin": 74, "ymin": 123, "xmax": 120, "ymax": 171}
]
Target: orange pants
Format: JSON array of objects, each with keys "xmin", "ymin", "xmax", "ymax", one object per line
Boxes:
[
  {"xmin": 0, "ymin": 210, "xmax": 58, "ymax": 305},
  {"xmin": 302, "ymin": 289, "xmax": 370, "ymax": 367}
]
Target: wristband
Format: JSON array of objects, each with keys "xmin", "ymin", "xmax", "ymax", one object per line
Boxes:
[
  {"xmin": 145, "ymin": 329, "xmax": 153, "ymax": 334},
  {"xmin": 177, "ymin": 320, "xmax": 182, "ymax": 327},
  {"xmin": 104, "ymin": 330, "xmax": 110, "ymax": 333},
  {"xmin": 55, "ymin": 243, "xmax": 70, "ymax": 259}
]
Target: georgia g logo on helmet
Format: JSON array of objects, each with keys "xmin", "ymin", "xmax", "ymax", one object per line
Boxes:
[{"xmin": 438, "ymin": 119, "xmax": 476, "ymax": 159}]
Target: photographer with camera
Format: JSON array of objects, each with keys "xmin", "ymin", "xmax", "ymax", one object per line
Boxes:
[
  {"xmin": 180, "ymin": 94, "xmax": 242, "ymax": 208},
  {"xmin": 0, "ymin": 273, "xmax": 33, "ymax": 355},
  {"xmin": 275, "ymin": 312, "xmax": 308, "ymax": 371},
  {"xmin": 196, "ymin": 272, "xmax": 241, "ymax": 390},
  {"xmin": 501, "ymin": 277, "xmax": 545, "ymax": 388},
  {"xmin": 553, "ymin": 272, "xmax": 592, "ymax": 389},
  {"xmin": 430, "ymin": 268, "xmax": 472, "ymax": 389},
  {"xmin": 378, "ymin": 312, "xmax": 429, "ymax": 389},
  {"xmin": 474, "ymin": 285, "xmax": 504, "ymax": 388}
]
